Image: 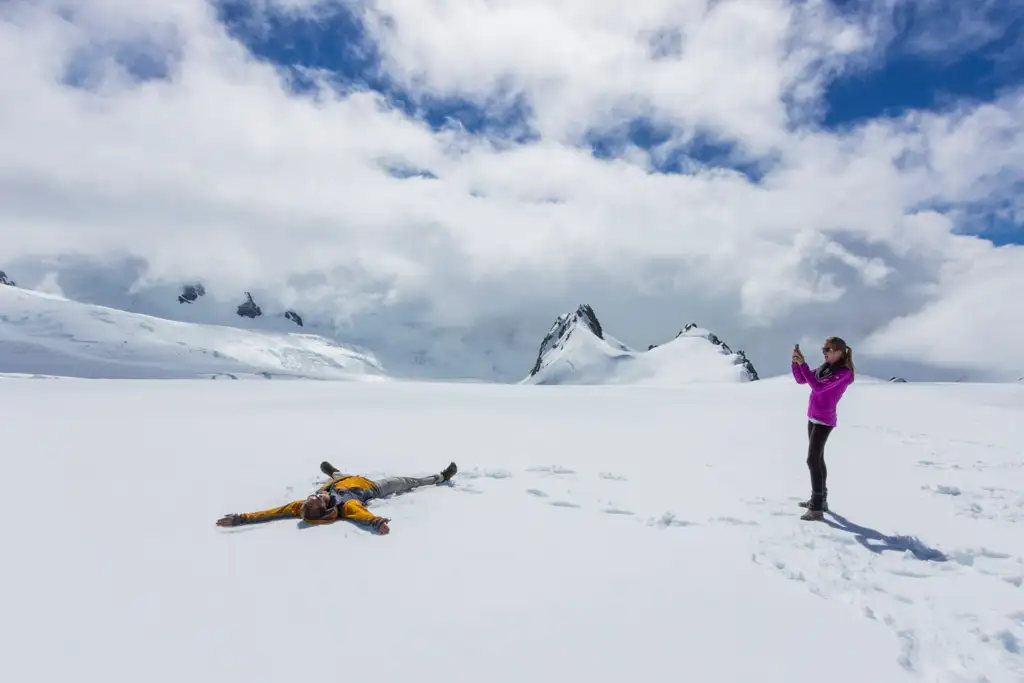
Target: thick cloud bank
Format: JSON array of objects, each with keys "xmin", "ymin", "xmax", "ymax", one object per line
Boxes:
[{"xmin": 1, "ymin": 0, "xmax": 1022, "ymax": 381}]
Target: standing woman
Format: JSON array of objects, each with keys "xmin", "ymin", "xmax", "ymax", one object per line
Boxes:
[{"xmin": 791, "ymin": 337, "xmax": 856, "ymax": 521}]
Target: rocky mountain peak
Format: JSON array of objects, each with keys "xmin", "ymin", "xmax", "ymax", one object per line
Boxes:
[
  {"xmin": 236, "ymin": 292, "xmax": 262, "ymax": 319},
  {"xmin": 177, "ymin": 283, "xmax": 206, "ymax": 304},
  {"xmin": 529, "ymin": 304, "xmax": 604, "ymax": 376}
]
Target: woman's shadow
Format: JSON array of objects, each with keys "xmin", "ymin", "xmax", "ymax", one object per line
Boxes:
[{"xmin": 823, "ymin": 511, "xmax": 948, "ymax": 562}]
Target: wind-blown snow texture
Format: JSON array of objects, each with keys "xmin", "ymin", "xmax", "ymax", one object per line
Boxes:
[
  {"xmin": 0, "ymin": 285, "xmax": 387, "ymax": 380},
  {"xmin": 526, "ymin": 305, "xmax": 759, "ymax": 384},
  {"xmin": 3, "ymin": 379, "xmax": 1022, "ymax": 682}
]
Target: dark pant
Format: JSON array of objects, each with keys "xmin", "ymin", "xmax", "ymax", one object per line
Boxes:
[{"xmin": 807, "ymin": 421, "xmax": 834, "ymax": 509}]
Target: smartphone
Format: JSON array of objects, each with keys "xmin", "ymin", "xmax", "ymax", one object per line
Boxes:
[{"xmin": 794, "ymin": 343, "xmax": 800, "ymax": 352}]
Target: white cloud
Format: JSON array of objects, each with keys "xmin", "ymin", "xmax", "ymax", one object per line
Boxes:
[
  {"xmin": 0, "ymin": 0, "xmax": 1022, "ymax": 380},
  {"xmin": 860, "ymin": 243, "xmax": 1024, "ymax": 380},
  {"xmin": 361, "ymin": 0, "xmax": 873, "ymax": 151}
]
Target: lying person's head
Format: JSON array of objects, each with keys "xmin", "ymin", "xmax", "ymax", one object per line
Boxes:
[{"xmin": 301, "ymin": 490, "xmax": 333, "ymax": 521}]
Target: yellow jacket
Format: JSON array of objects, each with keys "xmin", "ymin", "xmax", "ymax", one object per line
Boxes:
[{"xmin": 236, "ymin": 475, "xmax": 386, "ymax": 528}]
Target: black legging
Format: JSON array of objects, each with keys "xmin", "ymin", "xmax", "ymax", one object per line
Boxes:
[{"xmin": 807, "ymin": 421, "xmax": 834, "ymax": 504}]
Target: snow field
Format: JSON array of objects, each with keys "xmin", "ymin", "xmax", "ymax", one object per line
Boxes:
[{"xmin": 1, "ymin": 379, "xmax": 1022, "ymax": 682}]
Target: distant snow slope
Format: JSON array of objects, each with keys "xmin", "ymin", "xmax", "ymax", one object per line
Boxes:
[
  {"xmin": 3, "ymin": 379, "xmax": 1023, "ymax": 683},
  {"xmin": 524, "ymin": 304, "xmax": 759, "ymax": 384},
  {"xmin": 0, "ymin": 286, "xmax": 387, "ymax": 380},
  {"xmin": 2, "ymin": 256, "xmax": 545, "ymax": 381}
]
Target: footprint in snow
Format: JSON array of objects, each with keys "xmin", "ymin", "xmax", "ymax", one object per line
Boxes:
[
  {"xmin": 752, "ymin": 555, "xmax": 806, "ymax": 583},
  {"xmin": 549, "ymin": 500, "xmax": 581, "ymax": 509},
  {"xmin": 715, "ymin": 516, "xmax": 759, "ymax": 526},
  {"xmin": 949, "ymin": 547, "xmax": 1013, "ymax": 566},
  {"xmin": 602, "ymin": 507, "xmax": 634, "ymax": 516},
  {"xmin": 460, "ymin": 468, "xmax": 513, "ymax": 480},
  {"xmin": 916, "ymin": 459, "xmax": 963, "ymax": 471},
  {"xmin": 526, "ymin": 465, "xmax": 577, "ymax": 476},
  {"xmin": 922, "ymin": 484, "xmax": 962, "ymax": 496},
  {"xmin": 888, "ymin": 566, "xmax": 936, "ymax": 579},
  {"xmin": 525, "ymin": 488, "xmax": 548, "ymax": 498},
  {"xmin": 650, "ymin": 512, "xmax": 696, "ymax": 528},
  {"xmin": 992, "ymin": 629, "xmax": 1021, "ymax": 655},
  {"xmin": 956, "ymin": 487, "xmax": 1024, "ymax": 523},
  {"xmin": 598, "ymin": 472, "xmax": 628, "ymax": 481},
  {"xmin": 749, "ymin": 511, "xmax": 1024, "ymax": 680}
]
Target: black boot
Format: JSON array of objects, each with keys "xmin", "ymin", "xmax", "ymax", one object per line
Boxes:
[
  {"xmin": 440, "ymin": 462, "xmax": 457, "ymax": 482},
  {"xmin": 801, "ymin": 507, "xmax": 825, "ymax": 521},
  {"xmin": 320, "ymin": 461, "xmax": 340, "ymax": 478},
  {"xmin": 798, "ymin": 491, "xmax": 828, "ymax": 512}
]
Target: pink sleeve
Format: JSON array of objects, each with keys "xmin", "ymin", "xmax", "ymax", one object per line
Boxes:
[{"xmin": 791, "ymin": 363, "xmax": 807, "ymax": 384}]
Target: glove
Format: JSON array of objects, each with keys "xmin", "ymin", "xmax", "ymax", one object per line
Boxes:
[{"xmin": 216, "ymin": 514, "xmax": 242, "ymax": 527}]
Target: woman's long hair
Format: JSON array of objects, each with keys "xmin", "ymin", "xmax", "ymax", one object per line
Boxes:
[{"xmin": 826, "ymin": 336, "xmax": 856, "ymax": 379}]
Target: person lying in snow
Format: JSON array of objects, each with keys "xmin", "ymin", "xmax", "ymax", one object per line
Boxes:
[{"xmin": 216, "ymin": 460, "xmax": 457, "ymax": 535}]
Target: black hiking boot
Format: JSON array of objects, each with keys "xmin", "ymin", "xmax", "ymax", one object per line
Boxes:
[
  {"xmin": 440, "ymin": 462, "xmax": 457, "ymax": 482},
  {"xmin": 320, "ymin": 461, "xmax": 340, "ymax": 478},
  {"xmin": 798, "ymin": 493, "xmax": 828, "ymax": 512},
  {"xmin": 800, "ymin": 508, "xmax": 825, "ymax": 521}
]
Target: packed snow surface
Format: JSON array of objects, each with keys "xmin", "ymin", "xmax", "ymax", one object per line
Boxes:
[
  {"xmin": 526, "ymin": 322, "xmax": 755, "ymax": 384},
  {"xmin": 0, "ymin": 285, "xmax": 386, "ymax": 379},
  {"xmin": 3, "ymin": 378, "xmax": 1023, "ymax": 682}
]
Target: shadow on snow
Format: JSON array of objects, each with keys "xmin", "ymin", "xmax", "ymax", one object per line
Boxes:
[{"xmin": 824, "ymin": 511, "xmax": 948, "ymax": 562}]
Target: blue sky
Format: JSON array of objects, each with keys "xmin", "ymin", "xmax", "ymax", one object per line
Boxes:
[
  {"xmin": 215, "ymin": 0, "xmax": 536, "ymax": 141},
  {"xmin": 213, "ymin": 0, "xmax": 1023, "ymax": 246}
]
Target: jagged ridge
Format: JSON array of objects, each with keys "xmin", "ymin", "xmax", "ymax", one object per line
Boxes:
[
  {"xmin": 659, "ymin": 323, "xmax": 760, "ymax": 381},
  {"xmin": 527, "ymin": 305, "xmax": 759, "ymax": 384}
]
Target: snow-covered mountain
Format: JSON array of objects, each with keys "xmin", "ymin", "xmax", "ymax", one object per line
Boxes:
[
  {"xmin": 0, "ymin": 258, "xmax": 547, "ymax": 381},
  {"xmin": 524, "ymin": 304, "xmax": 759, "ymax": 385},
  {"xmin": 0, "ymin": 285, "xmax": 387, "ymax": 380}
]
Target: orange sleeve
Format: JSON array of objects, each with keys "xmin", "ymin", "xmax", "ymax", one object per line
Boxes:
[
  {"xmin": 340, "ymin": 499, "xmax": 388, "ymax": 531},
  {"xmin": 237, "ymin": 500, "xmax": 304, "ymax": 524}
]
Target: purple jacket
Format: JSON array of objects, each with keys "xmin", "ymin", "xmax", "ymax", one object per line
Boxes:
[{"xmin": 792, "ymin": 362, "xmax": 853, "ymax": 427}]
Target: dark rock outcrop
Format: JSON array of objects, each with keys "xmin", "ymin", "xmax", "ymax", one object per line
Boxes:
[
  {"xmin": 529, "ymin": 304, "xmax": 603, "ymax": 376},
  {"xmin": 236, "ymin": 292, "xmax": 262, "ymax": 319},
  {"xmin": 733, "ymin": 350, "xmax": 760, "ymax": 381},
  {"xmin": 284, "ymin": 310, "xmax": 304, "ymax": 327},
  {"xmin": 0, "ymin": 270, "xmax": 15, "ymax": 286},
  {"xmin": 889, "ymin": 376, "xmax": 907, "ymax": 383},
  {"xmin": 177, "ymin": 283, "xmax": 206, "ymax": 304}
]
